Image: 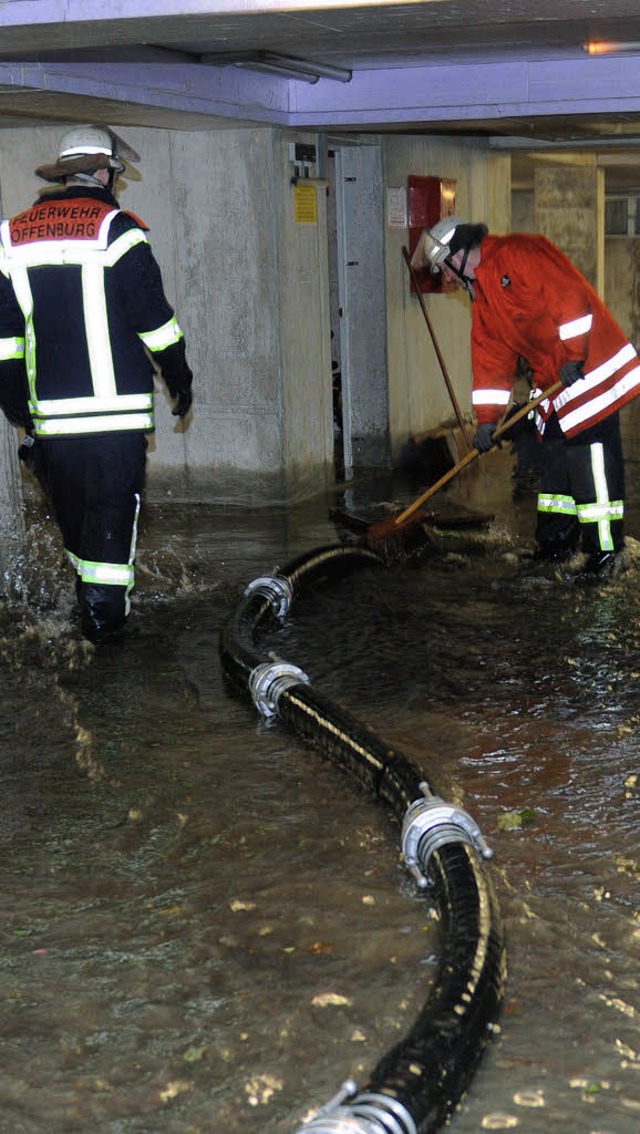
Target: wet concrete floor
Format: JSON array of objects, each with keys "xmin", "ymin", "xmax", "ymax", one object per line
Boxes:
[{"xmin": 0, "ymin": 439, "xmax": 639, "ymax": 1134}]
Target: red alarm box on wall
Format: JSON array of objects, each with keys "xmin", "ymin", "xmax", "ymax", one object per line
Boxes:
[{"xmin": 407, "ymin": 174, "xmax": 457, "ymax": 293}]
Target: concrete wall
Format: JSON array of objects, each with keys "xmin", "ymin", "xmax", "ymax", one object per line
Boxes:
[
  {"xmin": 534, "ymin": 157, "xmax": 604, "ymax": 293},
  {"xmin": 382, "ymin": 136, "xmax": 511, "ymax": 458},
  {"xmin": 273, "ymin": 135, "xmax": 334, "ymax": 497},
  {"xmin": 0, "ymin": 124, "xmax": 512, "ymax": 515},
  {"xmin": 605, "ymin": 237, "xmax": 640, "ymax": 345},
  {"xmin": 0, "ymin": 124, "xmax": 334, "ymax": 504},
  {"xmin": 0, "ymin": 422, "xmax": 23, "ymax": 579}
]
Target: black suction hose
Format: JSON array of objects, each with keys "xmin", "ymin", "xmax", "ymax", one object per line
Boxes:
[{"xmin": 219, "ymin": 544, "xmax": 507, "ymax": 1134}]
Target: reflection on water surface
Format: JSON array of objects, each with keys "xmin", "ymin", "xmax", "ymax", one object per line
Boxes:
[{"xmin": 1, "ymin": 455, "xmax": 639, "ymax": 1133}]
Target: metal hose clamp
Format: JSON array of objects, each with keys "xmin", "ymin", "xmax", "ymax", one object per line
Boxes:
[
  {"xmin": 401, "ymin": 784, "xmax": 493, "ymax": 889},
  {"xmin": 293, "ymin": 1080, "xmax": 416, "ymax": 1134},
  {"xmin": 243, "ymin": 572, "xmax": 294, "ymax": 619},
  {"xmin": 292, "ymin": 1084, "xmax": 417, "ymax": 1129},
  {"xmin": 350, "ymin": 1094, "xmax": 418, "ymax": 1134},
  {"xmin": 249, "ymin": 659, "xmax": 310, "ymax": 719},
  {"xmin": 293, "ymin": 1079, "xmax": 359, "ymax": 1134}
]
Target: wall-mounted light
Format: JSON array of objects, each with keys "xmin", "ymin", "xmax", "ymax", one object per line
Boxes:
[
  {"xmin": 581, "ymin": 41, "xmax": 640, "ymax": 55},
  {"xmin": 232, "ymin": 52, "xmax": 353, "ymax": 84}
]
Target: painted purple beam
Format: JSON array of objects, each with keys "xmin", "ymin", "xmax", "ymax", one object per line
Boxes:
[
  {"xmin": 3, "ymin": 51, "xmax": 640, "ymax": 129},
  {"xmin": 289, "ymin": 53, "xmax": 640, "ymax": 126},
  {"xmin": 0, "ymin": 0, "xmax": 285, "ymax": 25},
  {"xmin": 0, "ymin": 60, "xmax": 290, "ymax": 124}
]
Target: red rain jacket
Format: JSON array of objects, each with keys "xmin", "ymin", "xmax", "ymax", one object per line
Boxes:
[{"xmin": 471, "ymin": 234, "xmax": 640, "ymax": 438}]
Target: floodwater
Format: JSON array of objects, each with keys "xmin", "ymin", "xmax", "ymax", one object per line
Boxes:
[{"xmin": 1, "ymin": 439, "xmax": 639, "ymax": 1134}]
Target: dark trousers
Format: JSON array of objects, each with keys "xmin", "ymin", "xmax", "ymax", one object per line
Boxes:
[
  {"xmin": 535, "ymin": 412, "xmax": 625, "ymax": 555},
  {"xmin": 37, "ymin": 433, "xmax": 147, "ymax": 639}
]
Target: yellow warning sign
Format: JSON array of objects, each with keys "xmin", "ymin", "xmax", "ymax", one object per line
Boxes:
[{"xmin": 294, "ymin": 183, "xmax": 318, "ymax": 225}]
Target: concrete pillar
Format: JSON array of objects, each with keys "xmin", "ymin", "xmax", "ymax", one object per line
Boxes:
[
  {"xmin": 0, "ymin": 162, "xmax": 25, "ymax": 582},
  {"xmin": 0, "ymin": 420, "xmax": 25, "ymax": 583},
  {"xmin": 534, "ymin": 158, "xmax": 605, "ymax": 295}
]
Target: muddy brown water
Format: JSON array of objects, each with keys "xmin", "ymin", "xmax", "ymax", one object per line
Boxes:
[{"xmin": 0, "ymin": 444, "xmax": 639, "ymax": 1134}]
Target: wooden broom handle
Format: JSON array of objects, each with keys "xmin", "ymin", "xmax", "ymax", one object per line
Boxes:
[
  {"xmin": 391, "ymin": 380, "xmax": 564, "ymax": 528},
  {"xmin": 402, "ymin": 245, "xmax": 473, "ymax": 452}
]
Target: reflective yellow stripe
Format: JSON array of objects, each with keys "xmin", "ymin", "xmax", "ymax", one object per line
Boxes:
[
  {"xmin": 537, "ymin": 494, "xmax": 578, "ymax": 516},
  {"xmin": 66, "ymin": 551, "xmax": 134, "ymax": 587},
  {"xmin": 65, "ymin": 493, "xmax": 140, "ymax": 608},
  {"xmin": 139, "ymin": 316, "xmax": 184, "ymax": 352},
  {"xmin": 124, "ymin": 493, "xmax": 141, "ymax": 616},
  {"xmin": 83, "ymin": 262, "xmax": 117, "ymax": 397},
  {"xmin": 577, "ymin": 502, "xmax": 624, "ymax": 521},
  {"xmin": 35, "ymin": 412, "xmax": 153, "ymax": 436},
  {"xmin": 32, "ymin": 394, "xmax": 152, "ymax": 416},
  {"xmin": 103, "ymin": 228, "xmax": 148, "ymax": 266},
  {"xmin": 0, "ymin": 336, "xmax": 25, "ymax": 360},
  {"xmin": 83, "ymin": 562, "xmax": 135, "ymax": 586}
]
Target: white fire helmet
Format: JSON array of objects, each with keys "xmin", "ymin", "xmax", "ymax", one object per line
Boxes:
[
  {"xmin": 60, "ymin": 126, "xmax": 124, "ymax": 168},
  {"xmin": 411, "ymin": 215, "xmax": 467, "ymax": 272},
  {"xmin": 35, "ymin": 125, "xmax": 140, "ymax": 183}
]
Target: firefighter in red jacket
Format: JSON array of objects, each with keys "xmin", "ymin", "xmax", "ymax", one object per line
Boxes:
[
  {"xmin": 0, "ymin": 125, "xmax": 193, "ymax": 642},
  {"xmin": 416, "ymin": 218, "xmax": 640, "ymax": 581}
]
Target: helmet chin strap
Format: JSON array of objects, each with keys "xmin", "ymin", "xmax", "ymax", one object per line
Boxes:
[
  {"xmin": 444, "ymin": 250, "xmax": 476, "ymax": 300},
  {"xmin": 68, "ymin": 171, "xmax": 106, "ymax": 189},
  {"xmin": 66, "ymin": 168, "xmax": 116, "ymax": 190}
]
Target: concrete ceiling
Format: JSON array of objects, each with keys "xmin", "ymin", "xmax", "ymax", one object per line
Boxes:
[{"xmin": 4, "ymin": 2, "xmax": 640, "ymax": 190}]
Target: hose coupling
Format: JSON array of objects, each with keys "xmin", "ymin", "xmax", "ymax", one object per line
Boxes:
[
  {"xmin": 249, "ymin": 659, "xmax": 310, "ymax": 719},
  {"xmin": 293, "ymin": 1081, "xmax": 417, "ymax": 1134},
  {"xmin": 243, "ymin": 572, "xmax": 294, "ymax": 619},
  {"xmin": 401, "ymin": 784, "xmax": 493, "ymax": 888}
]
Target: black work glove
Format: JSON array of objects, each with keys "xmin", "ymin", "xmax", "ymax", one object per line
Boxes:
[
  {"xmin": 18, "ymin": 430, "xmax": 37, "ymax": 472},
  {"xmin": 473, "ymin": 422, "xmax": 500, "ymax": 453},
  {"xmin": 560, "ymin": 360, "xmax": 585, "ymax": 387},
  {"xmin": 168, "ymin": 387, "xmax": 193, "ymax": 418},
  {"xmin": 498, "ymin": 401, "xmax": 535, "ymax": 443}
]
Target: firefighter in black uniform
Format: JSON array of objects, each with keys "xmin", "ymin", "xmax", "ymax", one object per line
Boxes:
[{"xmin": 0, "ymin": 125, "xmax": 193, "ymax": 643}]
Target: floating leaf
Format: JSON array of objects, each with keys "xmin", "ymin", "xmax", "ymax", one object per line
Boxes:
[{"xmin": 497, "ymin": 808, "xmax": 538, "ymax": 831}]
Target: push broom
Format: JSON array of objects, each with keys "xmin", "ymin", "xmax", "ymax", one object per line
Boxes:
[{"xmin": 366, "ymin": 380, "xmax": 564, "ymax": 556}]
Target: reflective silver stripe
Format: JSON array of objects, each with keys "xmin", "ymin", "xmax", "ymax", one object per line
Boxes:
[
  {"xmin": 35, "ymin": 412, "xmax": 153, "ymax": 436},
  {"xmin": 61, "ymin": 144, "xmax": 111, "ymax": 158},
  {"xmin": 537, "ymin": 494, "xmax": 578, "ymax": 515},
  {"xmin": 583, "ymin": 342, "xmax": 637, "ymax": 387},
  {"xmin": 6, "ymin": 263, "xmax": 37, "ymax": 398},
  {"xmin": 558, "ymin": 314, "xmax": 592, "ymax": 340},
  {"xmin": 139, "ymin": 316, "xmax": 184, "ymax": 352},
  {"xmin": 0, "ymin": 336, "xmax": 25, "ymax": 360},
  {"xmin": 472, "ymin": 388, "xmax": 511, "ymax": 406},
  {"xmin": 1, "ymin": 217, "xmax": 145, "ymax": 267},
  {"xmin": 83, "ymin": 262, "xmax": 117, "ymax": 397},
  {"xmin": 556, "ymin": 343, "xmax": 638, "ymax": 412},
  {"xmin": 559, "ymin": 365, "xmax": 640, "ymax": 433},
  {"xmin": 32, "ymin": 393, "xmax": 152, "ymax": 416},
  {"xmin": 582, "ymin": 441, "xmax": 616, "ymax": 550},
  {"xmin": 577, "ymin": 501, "xmax": 624, "ymax": 521}
]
